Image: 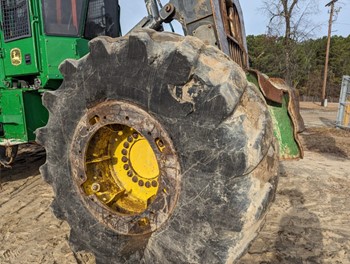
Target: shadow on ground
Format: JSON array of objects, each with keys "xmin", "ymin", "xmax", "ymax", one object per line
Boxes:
[
  {"xmin": 238, "ymin": 187, "xmax": 324, "ymax": 264},
  {"xmin": 319, "ymin": 117, "xmax": 335, "ymax": 127},
  {"xmin": 274, "ymin": 189, "xmax": 323, "ymax": 263},
  {"xmin": 301, "ymin": 128, "xmax": 348, "ymax": 159},
  {"xmin": 0, "ymin": 144, "xmax": 46, "ymax": 184}
]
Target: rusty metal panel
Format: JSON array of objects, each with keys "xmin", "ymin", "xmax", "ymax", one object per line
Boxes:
[
  {"xmin": 247, "ymin": 72, "xmax": 305, "ymax": 160},
  {"xmin": 248, "ymin": 69, "xmax": 284, "ymax": 103},
  {"xmin": 169, "ymin": 0, "xmax": 248, "ymax": 68},
  {"xmin": 169, "ymin": 0, "xmax": 214, "ymax": 35}
]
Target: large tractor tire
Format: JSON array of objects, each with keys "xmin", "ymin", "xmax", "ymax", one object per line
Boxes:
[{"xmin": 37, "ymin": 29, "xmax": 278, "ymax": 264}]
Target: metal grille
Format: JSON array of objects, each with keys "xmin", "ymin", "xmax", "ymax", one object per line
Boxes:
[
  {"xmin": 85, "ymin": 0, "xmax": 120, "ymax": 39},
  {"xmin": 86, "ymin": 0, "xmax": 105, "ymax": 27},
  {"xmin": 1, "ymin": 0, "xmax": 30, "ymax": 42},
  {"xmin": 336, "ymin": 76, "xmax": 350, "ymax": 129},
  {"xmin": 222, "ymin": 2, "xmax": 247, "ymax": 69}
]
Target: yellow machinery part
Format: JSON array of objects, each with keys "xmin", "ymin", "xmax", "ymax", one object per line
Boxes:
[{"xmin": 83, "ymin": 124, "xmax": 161, "ymax": 215}]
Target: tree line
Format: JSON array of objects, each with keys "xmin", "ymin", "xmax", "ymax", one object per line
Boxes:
[{"xmin": 247, "ymin": 34, "xmax": 350, "ymax": 100}]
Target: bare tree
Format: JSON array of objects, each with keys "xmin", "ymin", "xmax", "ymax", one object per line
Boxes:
[{"xmin": 262, "ymin": 0, "xmax": 319, "ymax": 85}]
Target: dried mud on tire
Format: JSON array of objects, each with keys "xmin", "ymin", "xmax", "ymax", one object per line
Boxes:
[{"xmin": 37, "ymin": 30, "xmax": 278, "ymax": 263}]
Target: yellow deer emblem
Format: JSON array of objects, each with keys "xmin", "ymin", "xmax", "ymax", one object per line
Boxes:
[{"xmin": 10, "ymin": 48, "xmax": 22, "ymax": 66}]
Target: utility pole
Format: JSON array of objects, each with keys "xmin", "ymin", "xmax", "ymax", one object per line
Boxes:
[{"xmin": 321, "ymin": 0, "xmax": 338, "ymax": 107}]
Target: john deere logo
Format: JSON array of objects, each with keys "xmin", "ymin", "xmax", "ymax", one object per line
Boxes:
[{"xmin": 10, "ymin": 48, "xmax": 22, "ymax": 66}]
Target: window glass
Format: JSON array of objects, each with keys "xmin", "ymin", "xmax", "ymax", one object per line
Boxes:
[
  {"xmin": 42, "ymin": 0, "xmax": 83, "ymax": 36},
  {"xmin": 84, "ymin": 0, "xmax": 121, "ymax": 39}
]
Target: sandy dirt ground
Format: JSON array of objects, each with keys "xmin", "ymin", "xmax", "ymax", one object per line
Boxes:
[{"xmin": 0, "ymin": 102, "xmax": 349, "ymax": 264}]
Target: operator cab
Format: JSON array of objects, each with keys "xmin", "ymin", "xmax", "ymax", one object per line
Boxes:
[
  {"xmin": 0, "ymin": 0, "xmax": 121, "ymax": 90},
  {"xmin": 42, "ymin": 0, "xmax": 121, "ymax": 39}
]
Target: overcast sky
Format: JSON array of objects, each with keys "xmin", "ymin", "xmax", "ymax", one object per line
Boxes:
[{"xmin": 119, "ymin": 1, "xmax": 350, "ymax": 38}]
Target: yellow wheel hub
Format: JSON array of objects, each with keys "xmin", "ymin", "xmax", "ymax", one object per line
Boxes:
[
  {"xmin": 83, "ymin": 124, "xmax": 161, "ymax": 215},
  {"xmin": 70, "ymin": 101, "xmax": 180, "ymax": 235}
]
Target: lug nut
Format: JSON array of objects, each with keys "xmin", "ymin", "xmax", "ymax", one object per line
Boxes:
[
  {"xmin": 127, "ymin": 136, "xmax": 133, "ymax": 142},
  {"xmin": 123, "ymin": 164, "xmax": 129, "ymax": 170},
  {"xmin": 127, "ymin": 170, "xmax": 133, "ymax": 177},
  {"xmin": 122, "ymin": 157, "xmax": 128, "ymax": 163},
  {"xmin": 132, "ymin": 176, "xmax": 138, "ymax": 183},
  {"xmin": 123, "ymin": 142, "xmax": 129, "ymax": 148},
  {"xmin": 145, "ymin": 181, "xmax": 151, "ymax": 188},
  {"xmin": 138, "ymin": 180, "xmax": 144, "ymax": 186},
  {"xmin": 91, "ymin": 183, "xmax": 100, "ymax": 192},
  {"xmin": 122, "ymin": 149, "xmax": 127, "ymax": 155},
  {"xmin": 132, "ymin": 133, "xmax": 138, "ymax": 139},
  {"xmin": 151, "ymin": 180, "xmax": 158, "ymax": 187}
]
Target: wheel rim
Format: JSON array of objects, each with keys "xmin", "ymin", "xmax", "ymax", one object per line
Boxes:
[
  {"xmin": 70, "ymin": 101, "xmax": 181, "ymax": 235},
  {"xmin": 84, "ymin": 124, "xmax": 161, "ymax": 214}
]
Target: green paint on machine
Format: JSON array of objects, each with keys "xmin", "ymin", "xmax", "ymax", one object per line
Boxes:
[
  {"xmin": 247, "ymin": 73, "xmax": 301, "ymax": 160},
  {"xmin": 0, "ymin": 0, "xmax": 103, "ymax": 147},
  {"xmin": 0, "ymin": 89, "xmax": 48, "ymax": 145}
]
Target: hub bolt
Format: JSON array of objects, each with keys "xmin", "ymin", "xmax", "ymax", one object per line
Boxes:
[
  {"xmin": 152, "ymin": 181, "xmax": 158, "ymax": 187},
  {"xmin": 91, "ymin": 183, "xmax": 100, "ymax": 192}
]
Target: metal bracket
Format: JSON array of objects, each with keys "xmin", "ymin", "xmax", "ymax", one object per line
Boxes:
[{"xmin": 128, "ymin": 2, "xmax": 176, "ymax": 33}]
